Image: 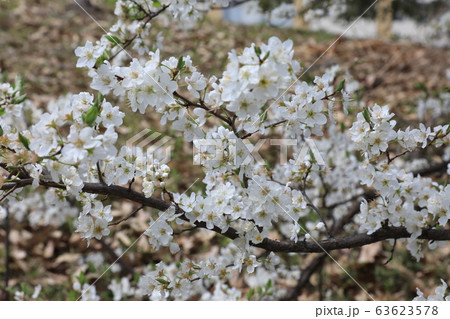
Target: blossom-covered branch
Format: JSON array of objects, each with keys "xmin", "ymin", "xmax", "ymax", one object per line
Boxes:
[{"xmin": 2, "ymin": 177, "xmax": 449, "ymax": 253}]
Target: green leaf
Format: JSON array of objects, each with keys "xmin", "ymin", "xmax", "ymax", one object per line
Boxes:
[
  {"xmin": 21, "ymin": 283, "xmax": 31, "ymax": 296},
  {"xmin": 254, "ymin": 46, "xmax": 262, "ymax": 56},
  {"xmin": 105, "ymin": 35, "xmax": 120, "ymax": 44},
  {"xmin": 265, "ymin": 279, "xmax": 272, "ymax": 291},
  {"xmin": 68, "ymin": 290, "xmax": 77, "ymax": 301},
  {"xmin": 362, "ymin": 108, "xmax": 371, "ymax": 124},
  {"xmin": 14, "ymin": 76, "xmax": 24, "ymax": 91},
  {"xmin": 152, "ymin": 0, "xmax": 162, "ymax": 7},
  {"xmin": 0, "ymin": 107, "xmax": 4, "ymax": 116},
  {"xmin": 340, "ymin": 122, "xmax": 345, "ymax": 132},
  {"xmin": 87, "ymin": 261, "xmax": 97, "ymax": 273},
  {"xmin": 262, "ymin": 50, "xmax": 270, "ymax": 61},
  {"xmin": 309, "ymin": 149, "xmax": 316, "ymax": 163},
  {"xmin": 246, "ymin": 288, "xmax": 255, "ymax": 300},
  {"xmin": 83, "ymin": 105, "xmax": 99, "ymax": 126},
  {"xmin": 77, "ymin": 272, "xmax": 86, "ymax": 285},
  {"xmin": 177, "ymin": 56, "xmax": 185, "ymax": 70},
  {"xmin": 261, "ymin": 110, "xmax": 268, "ymax": 121},
  {"xmin": 257, "ymin": 286, "xmax": 263, "ymax": 295},
  {"xmin": 96, "ymin": 50, "xmax": 111, "ymax": 66},
  {"xmin": 0, "ymin": 125, "xmax": 3, "ymax": 136},
  {"xmin": 264, "ymin": 159, "xmax": 271, "ymax": 171},
  {"xmin": 335, "ymin": 79, "xmax": 345, "ymax": 93},
  {"xmin": 156, "ymin": 278, "xmax": 168, "ymax": 285},
  {"xmin": 18, "ymin": 132, "xmax": 30, "ymax": 150},
  {"xmin": 95, "ymin": 93, "xmax": 104, "ymax": 109},
  {"xmin": 12, "ymin": 94, "xmax": 27, "ymax": 104},
  {"xmin": 133, "ymin": 273, "xmax": 141, "ymax": 284}
]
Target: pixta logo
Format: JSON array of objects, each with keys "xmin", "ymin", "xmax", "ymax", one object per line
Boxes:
[
  {"xmin": 126, "ymin": 129, "xmax": 173, "ymax": 166},
  {"xmin": 193, "ymin": 137, "xmax": 325, "ymax": 167}
]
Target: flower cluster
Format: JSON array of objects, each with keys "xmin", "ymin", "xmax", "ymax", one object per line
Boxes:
[
  {"xmin": 76, "ymin": 195, "xmax": 112, "ymax": 245},
  {"xmin": 13, "ymin": 284, "xmax": 42, "ymax": 301},
  {"xmin": 137, "ymin": 251, "xmax": 291, "ymax": 300},
  {"xmin": 73, "ymin": 282, "xmax": 100, "ymax": 301},
  {"xmin": 108, "ymin": 277, "xmax": 137, "ymax": 301},
  {"xmin": 413, "ymin": 279, "xmax": 450, "ymax": 301},
  {"xmin": 357, "ymin": 163, "xmax": 449, "ymax": 260},
  {"xmin": 6, "ymin": 188, "xmax": 78, "ymax": 227},
  {"xmin": 349, "ymin": 104, "xmax": 397, "ymax": 159},
  {"xmin": 276, "ymin": 67, "xmax": 341, "ymax": 138},
  {"xmin": 417, "ymin": 90, "xmax": 450, "ymax": 122}
]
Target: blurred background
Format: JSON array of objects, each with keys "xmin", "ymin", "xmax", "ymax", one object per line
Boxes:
[
  {"xmin": 0, "ymin": 0, "xmax": 449, "ymax": 300},
  {"xmin": 1, "ymin": 0, "xmax": 449, "ymax": 109}
]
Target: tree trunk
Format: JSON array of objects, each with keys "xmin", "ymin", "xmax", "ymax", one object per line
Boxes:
[
  {"xmin": 294, "ymin": 0, "xmax": 309, "ymax": 30},
  {"xmin": 376, "ymin": 0, "xmax": 393, "ymax": 40}
]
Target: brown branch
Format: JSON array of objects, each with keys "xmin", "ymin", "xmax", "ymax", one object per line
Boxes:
[
  {"xmin": 412, "ymin": 160, "xmax": 449, "ymax": 176},
  {"xmin": 281, "ymin": 202, "xmax": 366, "ymax": 300},
  {"xmin": 281, "ymin": 253, "xmax": 327, "ymax": 301},
  {"xmin": 281, "ymin": 170, "xmax": 378, "ymax": 300},
  {"xmin": 254, "ymin": 226, "xmax": 450, "ymax": 253},
  {"xmin": 2, "ymin": 178, "xmax": 449, "ymax": 253}
]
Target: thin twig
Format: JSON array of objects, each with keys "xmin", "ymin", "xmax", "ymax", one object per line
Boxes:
[
  {"xmin": 174, "ymin": 91, "xmax": 232, "ymax": 126},
  {"xmin": 96, "ymin": 162, "xmax": 106, "ymax": 185},
  {"xmin": 108, "ymin": 5, "xmax": 169, "ymax": 61},
  {"xmin": 0, "ymin": 185, "xmax": 18, "ymax": 203},
  {"xmin": 387, "ymin": 129, "xmax": 450, "ymax": 164},
  {"xmin": 240, "ymin": 120, "xmax": 287, "ymax": 139},
  {"xmin": 173, "ymin": 226, "xmax": 198, "ymax": 235},
  {"xmin": 128, "ymin": 177, "xmax": 135, "ymax": 192},
  {"xmin": 301, "ymin": 170, "xmax": 332, "ymax": 238},
  {"xmin": 387, "ymin": 150, "xmax": 408, "ymax": 164},
  {"xmin": 384, "ymin": 238, "xmax": 397, "ymax": 265},
  {"xmin": 325, "ymin": 192, "xmax": 365, "ymax": 210},
  {"xmin": 109, "ymin": 205, "xmax": 144, "ymax": 226}
]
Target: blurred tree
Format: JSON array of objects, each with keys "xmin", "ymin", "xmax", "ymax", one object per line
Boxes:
[
  {"xmin": 302, "ymin": 0, "xmax": 448, "ymax": 40},
  {"xmin": 314, "ymin": 0, "xmax": 449, "ymax": 22},
  {"xmin": 376, "ymin": 0, "xmax": 393, "ymax": 40},
  {"xmin": 257, "ymin": 0, "xmax": 297, "ymax": 12},
  {"xmin": 294, "ymin": 0, "xmax": 309, "ymax": 29}
]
